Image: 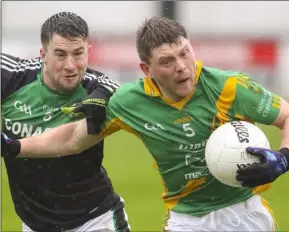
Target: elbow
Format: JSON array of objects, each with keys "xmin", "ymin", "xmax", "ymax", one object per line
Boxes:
[{"xmin": 280, "ymin": 115, "xmax": 289, "ymax": 131}]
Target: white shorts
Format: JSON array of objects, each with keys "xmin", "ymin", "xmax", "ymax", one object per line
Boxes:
[
  {"xmin": 163, "ymin": 195, "xmax": 277, "ymax": 232},
  {"xmin": 22, "ymin": 199, "xmax": 130, "ymax": 232}
]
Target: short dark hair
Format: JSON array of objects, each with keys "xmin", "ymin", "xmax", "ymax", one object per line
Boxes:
[
  {"xmin": 41, "ymin": 12, "xmax": 89, "ymax": 46},
  {"xmin": 136, "ymin": 16, "xmax": 188, "ymax": 64}
]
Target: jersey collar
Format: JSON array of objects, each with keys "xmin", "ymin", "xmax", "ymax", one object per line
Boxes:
[
  {"xmin": 144, "ymin": 61, "xmax": 203, "ymax": 97},
  {"xmin": 143, "ymin": 61, "xmax": 203, "ymax": 111}
]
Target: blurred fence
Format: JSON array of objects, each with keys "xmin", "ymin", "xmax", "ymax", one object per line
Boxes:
[{"xmin": 2, "ymin": 1, "xmax": 289, "ymax": 97}]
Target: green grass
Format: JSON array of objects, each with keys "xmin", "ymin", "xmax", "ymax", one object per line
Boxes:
[{"xmin": 2, "ymin": 125, "xmax": 289, "ymax": 231}]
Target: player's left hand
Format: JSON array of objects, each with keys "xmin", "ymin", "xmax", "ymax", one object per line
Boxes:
[
  {"xmin": 236, "ymin": 147, "xmax": 289, "ymax": 188},
  {"xmin": 1, "ymin": 132, "xmax": 21, "ymax": 158}
]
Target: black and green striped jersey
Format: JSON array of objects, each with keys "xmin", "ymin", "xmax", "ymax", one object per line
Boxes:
[{"xmin": 1, "ymin": 53, "xmax": 121, "ymax": 231}]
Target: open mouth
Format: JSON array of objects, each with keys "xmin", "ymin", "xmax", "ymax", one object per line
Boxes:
[
  {"xmin": 64, "ymin": 74, "xmax": 77, "ymax": 78},
  {"xmin": 177, "ymin": 78, "xmax": 189, "ymax": 84}
]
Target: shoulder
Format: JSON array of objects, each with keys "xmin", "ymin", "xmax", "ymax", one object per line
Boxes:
[
  {"xmin": 1, "ymin": 53, "xmax": 42, "ymax": 73},
  {"xmin": 81, "ymin": 67, "xmax": 120, "ymax": 94},
  {"xmin": 113, "ymin": 79, "xmax": 143, "ymax": 98},
  {"xmin": 200, "ymin": 65, "xmax": 240, "ymax": 84},
  {"xmin": 1, "ymin": 53, "xmax": 42, "ymax": 100},
  {"xmin": 109, "ymin": 79, "xmax": 144, "ymax": 107},
  {"xmin": 83, "ymin": 67, "xmax": 109, "ymax": 81},
  {"xmin": 199, "ymin": 65, "xmax": 242, "ymax": 93}
]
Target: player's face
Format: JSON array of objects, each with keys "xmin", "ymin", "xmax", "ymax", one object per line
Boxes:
[
  {"xmin": 140, "ymin": 37, "xmax": 196, "ymax": 101},
  {"xmin": 40, "ymin": 33, "xmax": 91, "ymax": 93}
]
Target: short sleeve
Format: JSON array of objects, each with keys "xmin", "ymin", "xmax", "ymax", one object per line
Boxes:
[
  {"xmin": 1, "ymin": 53, "xmax": 41, "ymax": 100},
  {"xmin": 232, "ymin": 74, "xmax": 281, "ymax": 125}
]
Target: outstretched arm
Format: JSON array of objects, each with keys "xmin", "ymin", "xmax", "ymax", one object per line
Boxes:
[
  {"xmin": 2, "ymin": 84, "xmax": 123, "ymax": 159},
  {"xmin": 20, "ymin": 119, "xmax": 103, "ymax": 158},
  {"xmin": 2, "ymin": 119, "xmax": 103, "ymax": 158}
]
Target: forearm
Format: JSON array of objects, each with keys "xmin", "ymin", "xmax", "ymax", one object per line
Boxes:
[
  {"xmin": 18, "ymin": 121, "xmax": 83, "ymax": 158},
  {"xmin": 279, "ymin": 115, "xmax": 289, "ymax": 172},
  {"xmin": 280, "ymin": 115, "xmax": 289, "ymax": 149}
]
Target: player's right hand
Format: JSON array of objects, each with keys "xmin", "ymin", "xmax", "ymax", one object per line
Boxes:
[
  {"xmin": 1, "ymin": 132, "xmax": 21, "ymax": 157},
  {"xmin": 61, "ymin": 87, "xmax": 109, "ymax": 122}
]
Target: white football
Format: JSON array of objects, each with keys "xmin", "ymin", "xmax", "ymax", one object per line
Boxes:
[{"xmin": 205, "ymin": 120, "xmax": 270, "ymax": 187}]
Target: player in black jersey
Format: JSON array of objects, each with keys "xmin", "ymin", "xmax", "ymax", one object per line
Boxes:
[{"xmin": 1, "ymin": 12, "xmax": 130, "ymax": 232}]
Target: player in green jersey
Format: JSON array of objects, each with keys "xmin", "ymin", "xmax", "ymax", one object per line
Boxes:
[
  {"xmin": 1, "ymin": 12, "xmax": 130, "ymax": 232},
  {"xmin": 2, "ymin": 16, "xmax": 289, "ymax": 231}
]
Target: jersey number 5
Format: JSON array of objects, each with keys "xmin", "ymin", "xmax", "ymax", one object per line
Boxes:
[{"xmin": 183, "ymin": 123, "xmax": 195, "ymax": 137}]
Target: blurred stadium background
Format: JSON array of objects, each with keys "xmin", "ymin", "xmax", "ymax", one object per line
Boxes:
[{"xmin": 1, "ymin": 1, "xmax": 289, "ymax": 231}]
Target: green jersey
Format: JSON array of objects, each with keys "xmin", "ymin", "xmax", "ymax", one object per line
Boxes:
[
  {"xmin": 1, "ymin": 53, "xmax": 120, "ymax": 231},
  {"xmin": 100, "ymin": 61, "xmax": 281, "ymax": 216}
]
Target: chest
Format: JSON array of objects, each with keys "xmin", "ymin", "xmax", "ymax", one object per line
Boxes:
[
  {"xmin": 127, "ymin": 95, "xmax": 219, "ymax": 157},
  {"xmin": 2, "ymin": 86, "xmax": 85, "ymax": 139}
]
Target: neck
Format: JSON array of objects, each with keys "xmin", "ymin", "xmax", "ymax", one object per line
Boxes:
[
  {"xmin": 42, "ymin": 67, "xmax": 54, "ymax": 90},
  {"xmin": 152, "ymin": 79, "xmax": 188, "ymax": 102},
  {"xmin": 153, "ymin": 82, "xmax": 182, "ymax": 102},
  {"xmin": 160, "ymin": 86, "xmax": 183, "ymax": 102}
]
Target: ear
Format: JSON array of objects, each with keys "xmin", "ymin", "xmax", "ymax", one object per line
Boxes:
[
  {"xmin": 140, "ymin": 62, "xmax": 151, "ymax": 77},
  {"xmin": 88, "ymin": 44, "xmax": 92, "ymax": 55},
  {"xmin": 40, "ymin": 47, "xmax": 46, "ymax": 61}
]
